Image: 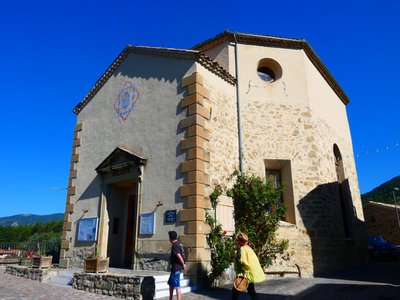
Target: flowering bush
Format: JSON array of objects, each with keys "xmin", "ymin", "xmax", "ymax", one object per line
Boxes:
[
  {"xmin": 209, "ymin": 183, "xmax": 223, "ymax": 208},
  {"xmin": 206, "ymin": 171, "xmax": 288, "ymax": 283},
  {"xmin": 205, "ymin": 211, "xmax": 235, "ymax": 284},
  {"xmin": 227, "ymin": 170, "xmax": 288, "ymax": 267},
  {"xmin": 24, "ymin": 249, "xmax": 35, "ymax": 258}
]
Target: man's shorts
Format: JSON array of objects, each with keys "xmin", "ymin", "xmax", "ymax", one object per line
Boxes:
[{"xmin": 168, "ymin": 271, "xmax": 181, "ymax": 289}]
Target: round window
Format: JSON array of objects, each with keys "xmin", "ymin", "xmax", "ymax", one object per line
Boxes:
[
  {"xmin": 257, "ymin": 67, "xmax": 275, "ymax": 82},
  {"xmin": 256, "ymin": 58, "xmax": 282, "ymax": 83}
]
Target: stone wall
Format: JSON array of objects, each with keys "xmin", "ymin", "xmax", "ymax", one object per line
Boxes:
[
  {"xmin": 73, "ymin": 273, "xmax": 155, "ymax": 300},
  {"xmin": 269, "ymin": 221, "xmax": 313, "ymax": 277},
  {"xmin": 364, "ymin": 201, "xmax": 400, "ymax": 244},
  {"xmin": 5, "ymin": 266, "xmax": 55, "ymax": 282}
]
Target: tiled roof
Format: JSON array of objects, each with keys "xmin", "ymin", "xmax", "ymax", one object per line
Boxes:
[
  {"xmin": 73, "ymin": 46, "xmax": 236, "ymax": 114},
  {"xmin": 193, "ymin": 30, "xmax": 350, "ymax": 105}
]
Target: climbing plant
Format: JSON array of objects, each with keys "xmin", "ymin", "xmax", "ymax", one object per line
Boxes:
[{"xmin": 205, "ymin": 171, "xmax": 288, "ymax": 283}]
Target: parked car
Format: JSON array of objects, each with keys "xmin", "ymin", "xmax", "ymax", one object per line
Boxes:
[{"xmin": 368, "ymin": 236, "xmax": 399, "ymax": 260}]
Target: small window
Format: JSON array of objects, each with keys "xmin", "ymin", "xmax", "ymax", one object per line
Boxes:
[
  {"xmin": 257, "ymin": 58, "xmax": 282, "ymax": 83},
  {"xmin": 266, "ymin": 169, "xmax": 281, "ymax": 189},
  {"xmin": 257, "ymin": 67, "xmax": 275, "ymax": 82}
]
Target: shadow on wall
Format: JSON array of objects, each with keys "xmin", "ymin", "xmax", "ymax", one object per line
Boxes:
[
  {"xmin": 363, "ymin": 201, "xmax": 400, "ymax": 245},
  {"xmin": 297, "ymin": 179, "xmax": 369, "ymax": 276}
]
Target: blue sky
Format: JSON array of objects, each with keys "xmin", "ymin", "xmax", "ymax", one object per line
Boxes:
[{"xmin": 0, "ymin": 0, "xmax": 398, "ymax": 217}]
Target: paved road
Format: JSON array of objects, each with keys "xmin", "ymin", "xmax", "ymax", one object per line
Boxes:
[
  {"xmin": 0, "ymin": 270, "xmax": 119, "ymax": 300},
  {"xmin": 0, "ymin": 261, "xmax": 399, "ymax": 299},
  {"xmin": 159, "ymin": 261, "xmax": 400, "ymax": 300}
]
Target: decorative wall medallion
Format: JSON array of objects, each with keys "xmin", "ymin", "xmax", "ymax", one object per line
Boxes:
[{"xmin": 114, "ymin": 81, "xmax": 139, "ymax": 121}]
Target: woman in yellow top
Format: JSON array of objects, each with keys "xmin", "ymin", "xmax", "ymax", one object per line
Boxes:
[{"xmin": 232, "ymin": 232, "xmax": 266, "ymax": 300}]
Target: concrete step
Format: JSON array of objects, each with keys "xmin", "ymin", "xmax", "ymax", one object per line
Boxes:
[
  {"xmin": 48, "ymin": 269, "xmax": 74, "ymax": 286},
  {"xmin": 155, "ymin": 285, "xmax": 195, "ymax": 299},
  {"xmin": 153, "ymin": 273, "xmax": 196, "ymax": 299}
]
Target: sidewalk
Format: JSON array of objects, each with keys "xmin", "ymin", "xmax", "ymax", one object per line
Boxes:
[
  {"xmin": 0, "ymin": 261, "xmax": 399, "ymax": 299},
  {"xmin": 159, "ymin": 260, "xmax": 400, "ymax": 300}
]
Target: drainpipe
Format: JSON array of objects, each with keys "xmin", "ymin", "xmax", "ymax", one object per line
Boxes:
[{"xmin": 233, "ymin": 33, "xmax": 244, "ymax": 174}]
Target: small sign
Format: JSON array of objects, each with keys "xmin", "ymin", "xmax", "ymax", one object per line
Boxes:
[
  {"xmin": 77, "ymin": 217, "xmax": 98, "ymax": 242},
  {"xmin": 165, "ymin": 210, "xmax": 177, "ymax": 223},
  {"xmin": 139, "ymin": 212, "xmax": 155, "ymax": 235}
]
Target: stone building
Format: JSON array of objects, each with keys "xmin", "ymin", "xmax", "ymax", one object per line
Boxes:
[
  {"xmin": 59, "ymin": 31, "xmax": 368, "ymax": 279},
  {"xmin": 364, "ymin": 201, "xmax": 400, "ymax": 245}
]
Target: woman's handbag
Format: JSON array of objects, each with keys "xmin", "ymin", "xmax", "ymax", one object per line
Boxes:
[{"xmin": 233, "ymin": 274, "xmax": 249, "ymax": 291}]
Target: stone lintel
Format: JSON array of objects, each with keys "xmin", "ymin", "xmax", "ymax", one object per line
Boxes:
[
  {"xmin": 73, "ymin": 138, "xmax": 81, "ymax": 147},
  {"xmin": 188, "ymin": 104, "xmax": 211, "ymax": 120},
  {"xmin": 187, "ymin": 195, "xmax": 211, "ymax": 209},
  {"xmin": 181, "ymin": 93, "xmax": 204, "ymax": 108},
  {"xmin": 181, "ymin": 136, "xmax": 206, "ymax": 151},
  {"xmin": 70, "ymin": 170, "xmax": 78, "ymax": 179},
  {"xmin": 65, "ymin": 203, "xmax": 74, "ymax": 213},
  {"xmin": 67, "ymin": 186, "xmax": 76, "ymax": 196},
  {"xmin": 63, "ymin": 221, "xmax": 72, "ymax": 231},
  {"xmin": 179, "ymin": 208, "xmax": 205, "ymax": 222},
  {"xmin": 187, "ymin": 247, "xmax": 211, "ymax": 262},
  {"xmin": 61, "ymin": 239, "xmax": 70, "ymax": 250},
  {"xmin": 74, "ymin": 122, "xmax": 83, "ymax": 132},
  {"xmin": 71, "ymin": 154, "xmax": 79, "ymax": 163},
  {"xmin": 179, "ymin": 233, "xmax": 206, "ymax": 249},
  {"xmin": 182, "ymin": 72, "xmax": 204, "ymax": 88},
  {"xmin": 180, "ymin": 183, "xmax": 205, "ymax": 197},
  {"xmin": 60, "ymin": 249, "xmax": 67, "ymax": 258},
  {"xmin": 187, "ymin": 171, "xmax": 210, "ymax": 185},
  {"xmin": 188, "ymin": 125, "xmax": 210, "ymax": 140},
  {"xmin": 187, "ymin": 220, "xmax": 210, "ymax": 234},
  {"xmin": 180, "ymin": 115, "xmax": 206, "ymax": 129},
  {"xmin": 187, "ymin": 83, "xmax": 210, "ymax": 99},
  {"xmin": 187, "ymin": 147, "xmax": 205, "ymax": 160},
  {"xmin": 63, "ymin": 213, "xmax": 69, "ymax": 222},
  {"xmin": 181, "ymin": 159, "xmax": 205, "ymax": 173}
]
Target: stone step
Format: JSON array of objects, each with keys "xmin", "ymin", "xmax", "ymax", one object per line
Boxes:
[
  {"xmin": 49, "ymin": 275, "xmax": 74, "ymax": 285},
  {"xmin": 155, "ymin": 285, "xmax": 196, "ymax": 299},
  {"xmin": 47, "ymin": 269, "xmax": 75, "ymax": 286},
  {"xmin": 153, "ymin": 273, "xmax": 195, "ymax": 299}
]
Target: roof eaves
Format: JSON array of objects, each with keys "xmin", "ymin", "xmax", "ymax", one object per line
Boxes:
[
  {"xmin": 193, "ymin": 31, "xmax": 349, "ymax": 105},
  {"xmin": 73, "ymin": 45, "xmax": 235, "ymax": 114}
]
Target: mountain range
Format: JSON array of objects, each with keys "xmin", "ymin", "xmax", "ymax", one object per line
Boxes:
[
  {"xmin": 0, "ymin": 213, "xmax": 64, "ymax": 226},
  {"xmin": 361, "ymin": 175, "xmax": 400, "ymax": 204},
  {"xmin": 0, "ymin": 176, "xmax": 398, "ymax": 226}
]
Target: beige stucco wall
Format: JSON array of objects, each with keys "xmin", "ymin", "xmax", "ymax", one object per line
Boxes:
[{"xmin": 65, "ymin": 53, "xmax": 197, "ymax": 266}]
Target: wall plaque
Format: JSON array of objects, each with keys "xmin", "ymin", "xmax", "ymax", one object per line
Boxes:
[
  {"xmin": 77, "ymin": 217, "xmax": 98, "ymax": 242},
  {"xmin": 165, "ymin": 210, "xmax": 177, "ymax": 223},
  {"xmin": 139, "ymin": 212, "xmax": 155, "ymax": 235}
]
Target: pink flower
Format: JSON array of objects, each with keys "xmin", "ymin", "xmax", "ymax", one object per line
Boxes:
[
  {"xmin": 249, "ymin": 181, "xmax": 253, "ymax": 185},
  {"xmin": 223, "ymin": 230, "xmax": 227, "ymax": 235},
  {"xmin": 243, "ymin": 183, "xmax": 247, "ymax": 187}
]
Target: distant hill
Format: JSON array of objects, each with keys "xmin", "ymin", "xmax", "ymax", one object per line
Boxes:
[
  {"xmin": 361, "ymin": 175, "xmax": 400, "ymax": 204},
  {"xmin": 0, "ymin": 213, "xmax": 64, "ymax": 226}
]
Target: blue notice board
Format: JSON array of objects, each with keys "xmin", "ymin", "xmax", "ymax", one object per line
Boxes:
[
  {"xmin": 77, "ymin": 217, "xmax": 98, "ymax": 242},
  {"xmin": 139, "ymin": 212, "xmax": 155, "ymax": 235}
]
